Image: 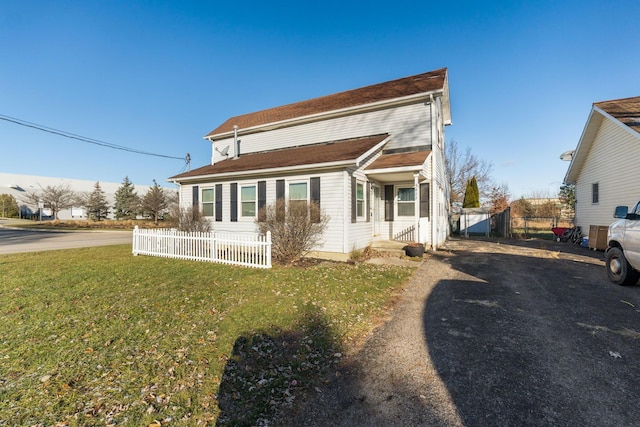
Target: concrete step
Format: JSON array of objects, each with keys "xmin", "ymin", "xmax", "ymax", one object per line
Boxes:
[{"xmin": 370, "ymin": 240, "xmax": 409, "ymax": 257}]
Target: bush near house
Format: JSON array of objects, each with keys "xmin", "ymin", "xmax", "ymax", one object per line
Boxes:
[{"xmin": 0, "ymin": 245, "xmax": 411, "ymax": 425}]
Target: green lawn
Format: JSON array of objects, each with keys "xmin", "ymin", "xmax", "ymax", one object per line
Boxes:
[{"xmin": 0, "ymin": 245, "xmax": 412, "ymax": 426}]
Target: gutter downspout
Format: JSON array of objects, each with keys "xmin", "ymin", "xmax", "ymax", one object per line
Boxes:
[
  {"xmin": 414, "ymin": 173, "xmax": 420, "ymax": 243},
  {"xmin": 210, "ymin": 138, "xmax": 215, "ymax": 165},
  {"xmin": 430, "ymin": 94, "xmax": 437, "ymax": 250}
]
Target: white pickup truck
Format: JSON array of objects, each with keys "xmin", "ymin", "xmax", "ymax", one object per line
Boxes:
[{"xmin": 606, "ymin": 202, "xmax": 640, "ymax": 285}]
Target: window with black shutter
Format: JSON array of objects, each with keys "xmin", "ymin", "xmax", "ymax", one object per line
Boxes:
[
  {"xmin": 215, "ymin": 183, "xmax": 222, "ymax": 221},
  {"xmin": 230, "ymin": 183, "xmax": 238, "ymax": 222}
]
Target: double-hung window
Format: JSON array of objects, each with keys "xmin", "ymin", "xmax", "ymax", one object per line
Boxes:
[
  {"xmin": 201, "ymin": 188, "xmax": 214, "ymax": 217},
  {"xmin": 289, "ymin": 182, "xmax": 308, "ymax": 210},
  {"xmin": 397, "ymin": 187, "xmax": 415, "ymax": 216},
  {"xmin": 592, "ymin": 183, "xmax": 599, "ymax": 204},
  {"xmin": 356, "ymin": 182, "xmax": 365, "ymax": 218},
  {"xmin": 241, "ymin": 185, "xmax": 257, "ymax": 217}
]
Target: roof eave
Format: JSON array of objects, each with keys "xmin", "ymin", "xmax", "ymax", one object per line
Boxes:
[
  {"xmin": 172, "ymin": 159, "xmax": 357, "ymax": 183},
  {"xmin": 564, "ymin": 107, "xmax": 600, "ymax": 184}
]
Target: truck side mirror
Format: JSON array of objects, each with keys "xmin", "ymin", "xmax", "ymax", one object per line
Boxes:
[{"xmin": 614, "ymin": 206, "xmax": 629, "ymax": 219}]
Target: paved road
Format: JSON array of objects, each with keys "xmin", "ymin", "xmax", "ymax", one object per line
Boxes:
[
  {"xmin": 0, "ymin": 227, "xmax": 132, "ymax": 254},
  {"xmin": 286, "ymin": 238, "xmax": 640, "ymax": 426}
]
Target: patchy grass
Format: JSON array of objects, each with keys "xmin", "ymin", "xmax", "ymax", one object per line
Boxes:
[{"xmin": 0, "ymin": 245, "xmax": 412, "ymax": 426}]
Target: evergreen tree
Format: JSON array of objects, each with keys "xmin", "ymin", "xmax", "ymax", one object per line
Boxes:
[
  {"xmin": 462, "ymin": 176, "xmax": 480, "ymax": 208},
  {"xmin": 0, "ymin": 194, "xmax": 19, "ymax": 218},
  {"xmin": 142, "ymin": 180, "xmax": 168, "ymax": 224},
  {"xmin": 511, "ymin": 197, "xmax": 535, "ymax": 218},
  {"xmin": 558, "ymin": 184, "xmax": 576, "ymax": 210},
  {"xmin": 84, "ymin": 182, "xmax": 110, "ymax": 221},
  {"xmin": 114, "ymin": 176, "xmax": 140, "ymax": 220}
]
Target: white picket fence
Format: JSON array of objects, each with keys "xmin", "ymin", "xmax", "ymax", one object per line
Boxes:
[{"xmin": 132, "ymin": 226, "xmax": 272, "ymax": 269}]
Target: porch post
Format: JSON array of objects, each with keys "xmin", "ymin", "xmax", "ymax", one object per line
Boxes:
[{"xmin": 413, "ymin": 173, "xmax": 420, "ymax": 243}]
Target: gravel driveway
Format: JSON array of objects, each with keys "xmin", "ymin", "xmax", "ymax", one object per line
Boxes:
[{"xmin": 284, "ymin": 238, "xmax": 640, "ymax": 426}]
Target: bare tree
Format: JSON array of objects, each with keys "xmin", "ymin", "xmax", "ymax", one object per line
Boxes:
[
  {"xmin": 488, "ymin": 183, "xmax": 511, "ymax": 215},
  {"xmin": 445, "ymin": 140, "xmax": 493, "ymax": 210},
  {"xmin": 22, "ymin": 183, "xmax": 76, "ymax": 220},
  {"xmin": 526, "ymin": 189, "xmax": 553, "ymax": 200}
]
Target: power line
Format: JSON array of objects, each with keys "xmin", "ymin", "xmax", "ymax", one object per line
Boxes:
[{"xmin": 0, "ymin": 113, "xmax": 185, "ymax": 160}]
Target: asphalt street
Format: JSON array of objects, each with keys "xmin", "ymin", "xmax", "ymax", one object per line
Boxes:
[{"xmin": 0, "ymin": 227, "xmax": 132, "ymax": 254}]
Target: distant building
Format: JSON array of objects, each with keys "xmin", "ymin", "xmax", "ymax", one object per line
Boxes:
[{"xmin": 0, "ymin": 172, "xmax": 169, "ymax": 220}]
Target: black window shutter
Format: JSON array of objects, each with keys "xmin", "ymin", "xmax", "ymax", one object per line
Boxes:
[
  {"xmin": 192, "ymin": 185, "xmax": 199, "ymax": 207},
  {"xmin": 310, "ymin": 177, "xmax": 321, "ymax": 223},
  {"xmin": 230, "ymin": 183, "xmax": 238, "ymax": 222},
  {"xmin": 258, "ymin": 181, "xmax": 266, "ymax": 222},
  {"xmin": 276, "ymin": 179, "xmax": 285, "ymax": 200},
  {"xmin": 366, "ymin": 182, "xmax": 371, "ymax": 222},
  {"xmin": 310, "ymin": 177, "xmax": 320, "ymax": 206},
  {"xmin": 215, "ymin": 183, "xmax": 222, "ymax": 221},
  {"xmin": 275, "ymin": 179, "xmax": 285, "ymax": 222},
  {"xmin": 351, "ymin": 177, "xmax": 357, "ymax": 223},
  {"xmin": 420, "ymin": 183, "xmax": 430, "ymax": 218},
  {"xmin": 384, "ymin": 185, "xmax": 394, "ymax": 221}
]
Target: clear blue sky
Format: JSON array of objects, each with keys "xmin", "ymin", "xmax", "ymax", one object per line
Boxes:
[{"xmin": 1, "ymin": 1, "xmax": 638, "ymax": 198}]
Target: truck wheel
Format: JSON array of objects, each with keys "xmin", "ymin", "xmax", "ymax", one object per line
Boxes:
[{"xmin": 606, "ymin": 247, "xmax": 640, "ymax": 286}]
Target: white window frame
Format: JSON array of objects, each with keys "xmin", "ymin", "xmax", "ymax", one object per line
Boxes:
[
  {"xmin": 397, "ymin": 186, "xmax": 415, "ymax": 217},
  {"xmin": 356, "ymin": 181, "xmax": 365, "ymax": 218},
  {"xmin": 201, "ymin": 187, "xmax": 214, "ymax": 217},
  {"xmin": 240, "ymin": 184, "xmax": 257, "ymax": 218},
  {"xmin": 288, "ymin": 180, "xmax": 309, "ymax": 208}
]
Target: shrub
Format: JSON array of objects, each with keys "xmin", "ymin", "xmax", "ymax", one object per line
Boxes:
[
  {"xmin": 169, "ymin": 206, "xmax": 212, "ymax": 233},
  {"xmin": 256, "ymin": 200, "xmax": 329, "ymax": 265}
]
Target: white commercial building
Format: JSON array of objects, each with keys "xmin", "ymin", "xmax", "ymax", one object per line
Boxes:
[{"xmin": 0, "ymin": 172, "xmax": 169, "ymax": 220}]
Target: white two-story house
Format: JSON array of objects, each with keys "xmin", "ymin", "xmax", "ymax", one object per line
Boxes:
[{"xmin": 170, "ymin": 68, "xmax": 452, "ymax": 259}]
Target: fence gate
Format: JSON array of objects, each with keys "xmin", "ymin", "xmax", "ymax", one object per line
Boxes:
[{"xmin": 492, "ymin": 208, "xmax": 511, "ymax": 238}]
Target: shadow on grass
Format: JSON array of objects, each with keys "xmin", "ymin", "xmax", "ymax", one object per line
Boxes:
[{"xmin": 216, "ymin": 308, "xmax": 339, "ymax": 426}]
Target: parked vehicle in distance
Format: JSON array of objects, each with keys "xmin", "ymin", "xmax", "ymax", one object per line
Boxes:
[{"xmin": 606, "ymin": 202, "xmax": 640, "ymax": 285}]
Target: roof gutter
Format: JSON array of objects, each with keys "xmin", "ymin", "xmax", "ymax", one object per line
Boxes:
[
  {"xmin": 364, "ymin": 165, "xmax": 423, "ymax": 176},
  {"xmin": 172, "ymin": 159, "xmax": 358, "ymax": 183}
]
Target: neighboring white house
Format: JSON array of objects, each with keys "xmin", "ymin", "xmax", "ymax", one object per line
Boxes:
[
  {"xmin": 0, "ymin": 172, "xmax": 163, "ymax": 220},
  {"xmin": 170, "ymin": 68, "xmax": 452, "ymax": 258},
  {"xmin": 563, "ymin": 96, "xmax": 640, "ymax": 233}
]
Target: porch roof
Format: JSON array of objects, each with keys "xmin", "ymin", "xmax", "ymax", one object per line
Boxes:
[
  {"xmin": 170, "ymin": 134, "xmax": 389, "ymax": 181},
  {"xmin": 365, "ymin": 150, "xmax": 430, "ymax": 182}
]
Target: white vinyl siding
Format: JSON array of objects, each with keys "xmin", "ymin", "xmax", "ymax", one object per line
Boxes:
[
  {"xmin": 574, "ymin": 117, "xmax": 640, "ymax": 232},
  {"xmin": 213, "ymin": 103, "xmax": 432, "ymax": 162}
]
